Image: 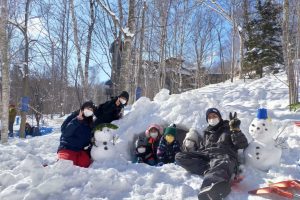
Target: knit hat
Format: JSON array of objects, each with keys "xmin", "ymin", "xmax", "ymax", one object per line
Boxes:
[
  {"xmin": 206, "ymin": 108, "xmax": 222, "ymax": 122},
  {"xmin": 145, "ymin": 124, "xmax": 163, "ymax": 137},
  {"xmin": 135, "ymin": 136, "xmax": 148, "ymax": 148},
  {"xmin": 184, "ymin": 128, "xmax": 199, "ymax": 144},
  {"xmin": 119, "ymin": 91, "xmax": 129, "ymax": 101},
  {"xmin": 256, "ymin": 108, "xmax": 268, "ymax": 120},
  {"xmin": 93, "ymin": 123, "xmax": 118, "ymax": 132},
  {"xmin": 81, "ymin": 101, "xmax": 96, "ymax": 111},
  {"xmin": 164, "ymin": 125, "xmax": 177, "ymax": 137}
]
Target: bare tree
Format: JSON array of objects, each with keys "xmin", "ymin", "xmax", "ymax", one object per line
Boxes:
[
  {"xmin": 283, "ymin": 0, "xmax": 299, "ymax": 110},
  {"xmin": 0, "ymin": 0, "xmax": 10, "ymax": 143}
]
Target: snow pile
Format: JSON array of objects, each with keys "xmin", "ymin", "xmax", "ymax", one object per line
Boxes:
[{"xmin": 0, "ymin": 72, "xmax": 299, "ymax": 200}]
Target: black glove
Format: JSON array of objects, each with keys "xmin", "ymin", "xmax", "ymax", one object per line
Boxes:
[{"xmin": 229, "ymin": 112, "xmax": 241, "ymax": 132}]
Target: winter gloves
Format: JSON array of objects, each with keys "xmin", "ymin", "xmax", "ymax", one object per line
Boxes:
[{"xmin": 229, "ymin": 112, "xmax": 241, "ymax": 132}]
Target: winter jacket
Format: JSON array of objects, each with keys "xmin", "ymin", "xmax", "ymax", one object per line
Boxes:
[
  {"xmin": 157, "ymin": 137, "xmax": 181, "ymax": 163},
  {"xmin": 94, "ymin": 97, "xmax": 123, "ymax": 127},
  {"xmin": 58, "ymin": 117, "xmax": 93, "ymax": 152},
  {"xmin": 135, "ymin": 145, "xmax": 155, "ymax": 165},
  {"xmin": 147, "ymin": 136, "xmax": 161, "ymax": 161},
  {"xmin": 200, "ymin": 120, "xmax": 248, "ymax": 160},
  {"xmin": 9, "ymin": 106, "xmax": 17, "ymax": 123}
]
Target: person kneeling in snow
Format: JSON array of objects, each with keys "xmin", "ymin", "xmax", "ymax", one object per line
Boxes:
[
  {"xmin": 135, "ymin": 136, "xmax": 156, "ymax": 166},
  {"xmin": 156, "ymin": 124, "xmax": 181, "ymax": 166},
  {"xmin": 57, "ymin": 101, "xmax": 96, "ymax": 168},
  {"xmin": 182, "ymin": 128, "xmax": 201, "ymax": 152},
  {"xmin": 175, "ymin": 108, "xmax": 248, "ymax": 200},
  {"xmin": 145, "ymin": 124, "xmax": 163, "ymax": 164}
]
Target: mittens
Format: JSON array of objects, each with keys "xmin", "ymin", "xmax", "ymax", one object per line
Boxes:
[{"xmin": 229, "ymin": 112, "xmax": 241, "ymax": 132}]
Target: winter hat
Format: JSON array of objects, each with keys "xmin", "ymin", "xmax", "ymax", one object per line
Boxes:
[
  {"xmin": 135, "ymin": 136, "xmax": 148, "ymax": 148},
  {"xmin": 206, "ymin": 108, "xmax": 222, "ymax": 122},
  {"xmin": 81, "ymin": 101, "xmax": 96, "ymax": 111},
  {"xmin": 184, "ymin": 128, "xmax": 200, "ymax": 145},
  {"xmin": 119, "ymin": 91, "xmax": 129, "ymax": 101},
  {"xmin": 164, "ymin": 125, "xmax": 177, "ymax": 137},
  {"xmin": 256, "ymin": 108, "xmax": 268, "ymax": 120},
  {"xmin": 93, "ymin": 123, "xmax": 118, "ymax": 132},
  {"xmin": 145, "ymin": 124, "xmax": 163, "ymax": 137}
]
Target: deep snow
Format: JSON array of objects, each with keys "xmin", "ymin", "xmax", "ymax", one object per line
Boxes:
[{"xmin": 0, "ymin": 72, "xmax": 299, "ymax": 200}]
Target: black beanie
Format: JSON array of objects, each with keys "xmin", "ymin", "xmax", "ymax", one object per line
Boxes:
[
  {"xmin": 81, "ymin": 101, "xmax": 96, "ymax": 111},
  {"xmin": 206, "ymin": 108, "xmax": 222, "ymax": 122},
  {"xmin": 119, "ymin": 91, "xmax": 129, "ymax": 101}
]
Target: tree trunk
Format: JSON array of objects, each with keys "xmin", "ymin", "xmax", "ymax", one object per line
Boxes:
[
  {"xmin": 135, "ymin": 1, "xmax": 146, "ymax": 100},
  {"xmin": 84, "ymin": 0, "xmax": 96, "ymax": 100},
  {"xmin": 19, "ymin": 0, "xmax": 31, "ymax": 138},
  {"xmin": 70, "ymin": 0, "xmax": 86, "ymax": 100},
  {"xmin": 0, "ymin": 0, "xmax": 9, "ymax": 143},
  {"xmin": 283, "ymin": 0, "xmax": 298, "ymax": 109}
]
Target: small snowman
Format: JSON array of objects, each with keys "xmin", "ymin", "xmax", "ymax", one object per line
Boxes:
[
  {"xmin": 91, "ymin": 123, "xmax": 119, "ymax": 161},
  {"xmin": 244, "ymin": 108, "xmax": 282, "ymax": 171}
]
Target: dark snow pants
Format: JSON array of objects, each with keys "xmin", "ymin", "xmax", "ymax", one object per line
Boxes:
[{"xmin": 175, "ymin": 152, "xmax": 236, "ymax": 189}]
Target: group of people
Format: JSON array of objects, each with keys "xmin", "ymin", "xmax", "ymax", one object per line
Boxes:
[
  {"xmin": 135, "ymin": 124, "xmax": 181, "ymax": 166},
  {"xmin": 57, "ymin": 91, "xmax": 129, "ymax": 168},
  {"xmin": 58, "ymin": 91, "xmax": 248, "ymax": 200}
]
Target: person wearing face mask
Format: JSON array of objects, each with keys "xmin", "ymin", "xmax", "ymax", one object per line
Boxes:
[
  {"xmin": 182, "ymin": 128, "xmax": 201, "ymax": 152},
  {"xmin": 175, "ymin": 108, "xmax": 248, "ymax": 200},
  {"xmin": 156, "ymin": 124, "xmax": 181, "ymax": 166},
  {"xmin": 145, "ymin": 124, "xmax": 163, "ymax": 164},
  {"xmin": 93, "ymin": 91, "xmax": 129, "ymax": 127},
  {"xmin": 134, "ymin": 136, "xmax": 156, "ymax": 165},
  {"xmin": 57, "ymin": 101, "xmax": 96, "ymax": 168}
]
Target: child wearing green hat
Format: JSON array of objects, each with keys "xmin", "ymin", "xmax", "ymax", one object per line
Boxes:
[{"xmin": 156, "ymin": 124, "xmax": 181, "ymax": 166}]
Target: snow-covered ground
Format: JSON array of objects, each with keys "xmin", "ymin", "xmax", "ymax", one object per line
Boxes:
[{"xmin": 0, "ymin": 72, "xmax": 299, "ymax": 200}]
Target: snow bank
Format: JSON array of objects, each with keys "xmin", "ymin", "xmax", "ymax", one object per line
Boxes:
[{"xmin": 0, "ymin": 72, "xmax": 299, "ymax": 200}]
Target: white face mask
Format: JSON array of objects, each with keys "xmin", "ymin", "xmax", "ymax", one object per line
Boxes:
[
  {"xmin": 137, "ymin": 147, "xmax": 146, "ymax": 153},
  {"xmin": 83, "ymin": 109, "xmax": 94, "ymax": 117},
  {"xmin": 150, "ymin": 132, "xmax": 158, "ymax": 138},
  {"xmin": 208, "ymin": 118, "xmax": 220, "ymax": 126},
  {"xmin": 185, "ymin": 140, "xmax": 195, "ymax": 149},
  {"xmin": 119, "ymin": 98, "xmax": 127, "ymax": 105}
]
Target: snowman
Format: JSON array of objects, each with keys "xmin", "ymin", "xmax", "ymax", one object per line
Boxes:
[
  {"xmin": 244, "ymin": 108, "xmax": 282, "ymax": 171},
  {"xmin": 90, "ymin": 123, "xmax": 119, "ymax": 161}
]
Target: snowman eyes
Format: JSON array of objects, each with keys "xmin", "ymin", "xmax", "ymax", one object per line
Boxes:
[
  {"xmin": 262, "ymin": 123, "xmax": 265, "ymax": 126},
  {"xmin": 252, "ymin": 124, "xmax": 255, "ymax": 127}
]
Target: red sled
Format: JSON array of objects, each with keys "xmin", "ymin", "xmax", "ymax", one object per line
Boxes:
[
  {"xmin": 295, "ymin": 121, "xmax": 300, "ymax": 127},
  {"xmin": 249, "ymin": 180, "xmax": 300, "ymax": 199}
]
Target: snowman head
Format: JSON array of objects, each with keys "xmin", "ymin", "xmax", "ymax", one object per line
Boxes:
[
  {"xmin": 249, "ymin": 108, "xmax": 273, "ymax": 143},
  {"xmin": 93, "ymin": 123, "xmax": 118, "ymax": 142}
]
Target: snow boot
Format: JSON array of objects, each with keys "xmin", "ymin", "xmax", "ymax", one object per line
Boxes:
[{"xmin": 198, "ymin": 181, "xmax": 231, "ymax": 200}]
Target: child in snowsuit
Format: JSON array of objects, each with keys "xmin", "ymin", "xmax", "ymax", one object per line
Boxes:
[
  {"xmin": 175, "ymin": 108, "xmax": 248, "ymax": 200},
  {"xmin": 135, "ymin": 136, "xmax": 156, "ymax": 166},
  {"xmin": 145, "ymin": 124, "xmax": 163, "ymax": 164},
  {"xmin": 157, "ymin": 124, "xmax": 181, "ymax": 165},
  {"xmin": 182, "ymin": 128, "xmax": 201, "ymax": 152}
]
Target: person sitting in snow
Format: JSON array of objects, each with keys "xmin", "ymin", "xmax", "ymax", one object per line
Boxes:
[
  {"xmin": 135, "ymin": 136, "xmax": 156, "ymax": 165},
  {"xmin": 182, "ymin": 128, "xmax": 201, "ymax": 152},
  {"xmin": 93, "ymin": 91, "xmax": 129, "ymax": 127},
  {"xmin": 145, "ymin": 124, "xmax": 163, "ymax": 164},
  {"xmin": 57, "ymin": 101, "xmax": 96, "ymax": 168},
  {"xmin": 157, "ymin": 124, "xmax": 181, "ymax": 165},
  {"xmin": 175, "ymin": 108, "xmax": 248, "ymax": 200}
]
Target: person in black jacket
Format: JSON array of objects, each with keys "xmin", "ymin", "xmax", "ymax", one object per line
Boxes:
[
  {"xmin": 93, "ymin": 91, "xmax": 129, "ymax": 127},
  {"xmin": 57, "ymin": 101, "xmax": 96, "ymax": 168},
  {"xmin": 175, "ymin": 108, "xmax": 248, "ymax": 200}
]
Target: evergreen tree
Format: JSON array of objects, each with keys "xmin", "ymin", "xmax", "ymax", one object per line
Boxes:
[{"xmin": 244, "ymin": 0, "xmax": 283, "ymax": 78}]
